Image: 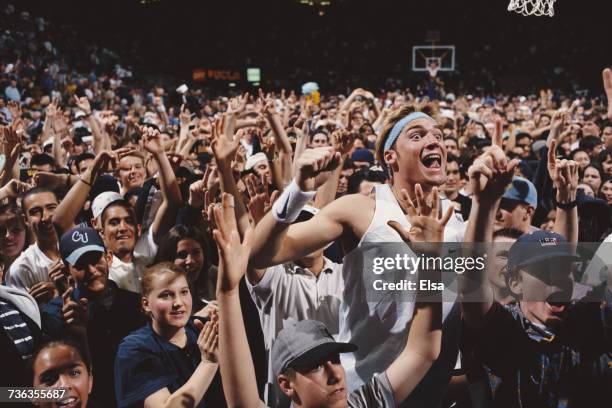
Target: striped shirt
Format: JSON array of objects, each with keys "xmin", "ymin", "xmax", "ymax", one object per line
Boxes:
[{"xmin": 0, "ymin": 300, "xmax": 34, "ymax": 360}]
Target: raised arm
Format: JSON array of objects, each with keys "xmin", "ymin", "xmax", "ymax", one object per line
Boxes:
[
  {"xmin": 225, "ymin": 93, "xmax": 249, "ymax": 142},
  {"xmin": 249, "ymin": 147, "xmax": 347, "ymax": 269},
  {"xmin": 141, "ymin": 126, "xmax": 183, "ymax": 244},
  {"xmin": 0, "ymin": 122, "xmax": 22, "ymax": 187},
  {"xmin": 75, "ymin": 97, "xmax": 110, "ymax": 155},
  {"xmin": 52, "ymin": 150, "xmax": 120, "ymax": 235},
  {"xmin": 175, "ymin": 104, "xmax": 192, "ymax": 154},
  {"xmin": 603, "ymin": 68, "xmax": 612, "ymax": 121},
  {"xmin": 261, "ymin": 90, "xmax": 293, "ymax": 187},
  {"xmin": 291, "ymin": 122, "xmax": 310, "ymax": 177},
  {"xmin": 210, "ymin": 115, "xmax": 251, "ymax": 237},
  {"xmin": 547, "ymin": 139, "xmax": 579, "ymax": 243},
  {"xmin": 214, "ymin": 193, "xmax": 266, "ymax": 408},
  {"xmin": 340, "ymin": 88, "xmax": 363, "ymax": 112},
  {"xmin": 462, "ymin": 129, "xmax": 518, "ymax": 328},
  {"xmin": 385, "ymin": 186, "xmax": 451, "ymax": 403},
  {"xmin": 313, "ymin": 129, "xmax": 354, "ymax": 209},
  {"xmin": 45, "ymin": 101, "xmax": 66, "ymax": 168}
]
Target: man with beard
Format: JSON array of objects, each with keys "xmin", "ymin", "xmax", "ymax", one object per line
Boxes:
[{"xmin": 249, "ymin": 106, "xmax": 469, "ymax": 406}]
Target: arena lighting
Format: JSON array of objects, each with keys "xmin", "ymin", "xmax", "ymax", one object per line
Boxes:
[
  {"xmin": 298, "ymin": 0, "xmax": 332, "ymax": 15},
  {"xmin": 299, "ymin": 0, "xmax": 331, "ymax": 6}
]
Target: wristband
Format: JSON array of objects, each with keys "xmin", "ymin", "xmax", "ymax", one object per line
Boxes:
[
  {"xmin": 79, "ymin": 178, "xmax": 92, "ymax": 187},
  {"xmin": 553, "ymin": 197, "xmax": 578, "ymax": 210},
  {"xmin": 271, "ymin": 180, "xmax": 316, "ymax": 223}
]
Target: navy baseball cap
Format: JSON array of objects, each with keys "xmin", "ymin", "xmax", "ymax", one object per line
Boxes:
[
  {"xmin": 271, "ymin": 320, "xmax": 357, "ymax": 376},
  {"xmin": 502, "ymin": 176, "xmax": 537, "ymax": 209},
  {"xmin": 507, "ymin": 230, "xmax": 579, "ymax": 272},
  {"xmin": 60, "ymin": 226, "xmax": 106, "ymax": 266},
  {"xmin": 351, "ymin": 148, "xmax": 374, "ymax": 165},
  {"xmin": 88, "ymin": 174, "xmax": 120, "ymax": 203}
]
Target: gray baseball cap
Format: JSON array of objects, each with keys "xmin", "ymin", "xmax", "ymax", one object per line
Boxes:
[{"xmin": 271, "ymin": 320, "xmax": 357, "ymax": 376}]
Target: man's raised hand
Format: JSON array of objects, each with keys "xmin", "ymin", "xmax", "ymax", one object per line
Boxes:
[
  {"xmin": 213, "ymin": 193, "xmax": 254, "ymax": 295},
  {"xmin": 388, "ymin": 185, "xmax": 454, "ymax": 245},
  {"xmin": 179, "ymin": 104, "xmax": 191, "ymax": 126},
  {"xmin": 294, "ymin": 147, "xmax": 341, "ymax": 191},
  {"xmin": 548, "ymin": 139, "xmax": 579, "ymax": 202},
  {"xmin": 331, "ymin": 129, "xmax": 355, "ymax": 156},
  {"xmin": 211, "ymin": 115, "xmax": 240, "ymax": 165},
  {"xmin": 246, "ymin": 174, "xmax": 280, "ymax": 225},
  {"xmin": 468, "ymin": 128, "xmax": 519, "ymax": 205},
  {"xmin": 75, "ymin": 96, "xmax": 92, "ymax": 116},
  {"xmin": 0, "ymin": 179, "xmax": 31, "ymax": 198},
  {"xmin": 227, "ymin": 93, "xmax": 249, "ymax": 116},
  {"xmin": 61, "ymin": 287, "xmax": 89, "ymax": 331},
  {"xmin": 140, "ymin": 126, "xmax": 165, "ymax": 155},
  {"xmin": 603, "ymin": 68, "xmax": 612, "ymax": 120}
]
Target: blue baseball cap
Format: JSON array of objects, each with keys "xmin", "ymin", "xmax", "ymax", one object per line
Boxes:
[
  {"xmin": 351, "ymin": 148, "xmax": 374, "ymax": 165},
  {"xmin": 503, "ymin": 176, "xmax": 537, "ymax": 209},
  {"xmin": 60, "ymin": 226, "xmax": 106, "ymax": 266},
  {"xmin": 507, "ymin": 230, "xmax": 579, "ymax": 272}
]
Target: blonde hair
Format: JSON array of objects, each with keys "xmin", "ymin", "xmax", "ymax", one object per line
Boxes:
[
  {"xmin": 375, "ymin": 103, "xmax": 441, "ymax": 164},
  {"xmin": 141, "ymin": 262, "xmax": 188, "ymax": 296}
]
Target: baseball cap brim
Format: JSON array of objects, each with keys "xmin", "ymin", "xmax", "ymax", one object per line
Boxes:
[
  {"xmin": 287, "ymin": 341, "xmax": 357, "ymax": 371},
  {"xmin": 515, "ymin": 253, "xmax": 580, "ymax": 271},
  {"xmin": 65, "ymin": 245, "xmax": 105, "ymax": 266}
]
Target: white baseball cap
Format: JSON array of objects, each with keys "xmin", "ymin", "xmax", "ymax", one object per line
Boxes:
[{"xmin": 92, "ymin": 191, "xmax": 123, "ymax": 219}]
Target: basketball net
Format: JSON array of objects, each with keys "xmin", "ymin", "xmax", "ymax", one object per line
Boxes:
[
  {"xmin": 508, "ymin": 0, "xmax": 556, "ymax": 17},
  {"xmin": 427, "ymin": 66, "xmax": 439, "ymax": 78}
]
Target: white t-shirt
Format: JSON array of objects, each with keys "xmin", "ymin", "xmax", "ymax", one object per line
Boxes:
[
  {"xmin": 6, "ymin": 243, "xmax": 56, "ymax": 291},
  {"xmin": 247, "ymin": 258, "xmax": 344, "ymax": 388},
  {"xmin": 109, "ymin": 228, "xmax": 158, "ymax": 294}
]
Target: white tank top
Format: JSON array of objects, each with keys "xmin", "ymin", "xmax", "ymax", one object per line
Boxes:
[{"xmin": 340, "ymin": 184, "xmax": 464, "ymax": 407}]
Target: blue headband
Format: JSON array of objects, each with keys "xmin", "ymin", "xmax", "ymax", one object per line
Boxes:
[{"xmin": 383, "ymin": 112, "xmax": 435, "ymax": 151}]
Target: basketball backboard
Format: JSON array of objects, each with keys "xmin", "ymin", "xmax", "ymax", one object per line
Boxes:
[{"xmin": 412, "ymin": 45, "xmax": 455, "ymax": 72}]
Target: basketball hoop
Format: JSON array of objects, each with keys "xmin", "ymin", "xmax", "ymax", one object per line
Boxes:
[
  {"xmin": 508, "ymin": 0, "xmax": 556, "ymax": 17},
  {"xmin": 427, "ymin": 59, "xmax": 441, "ymax": 78}
]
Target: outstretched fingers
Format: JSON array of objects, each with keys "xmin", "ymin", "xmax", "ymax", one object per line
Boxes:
[{"xmin": 398, "ymin": 188, "xmax": 418, "ymax": 218}]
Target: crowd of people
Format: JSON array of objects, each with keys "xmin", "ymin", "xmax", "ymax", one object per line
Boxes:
[{"xmin": 1, "ymin": 3, "xmax": 612, "ymax": 408}]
